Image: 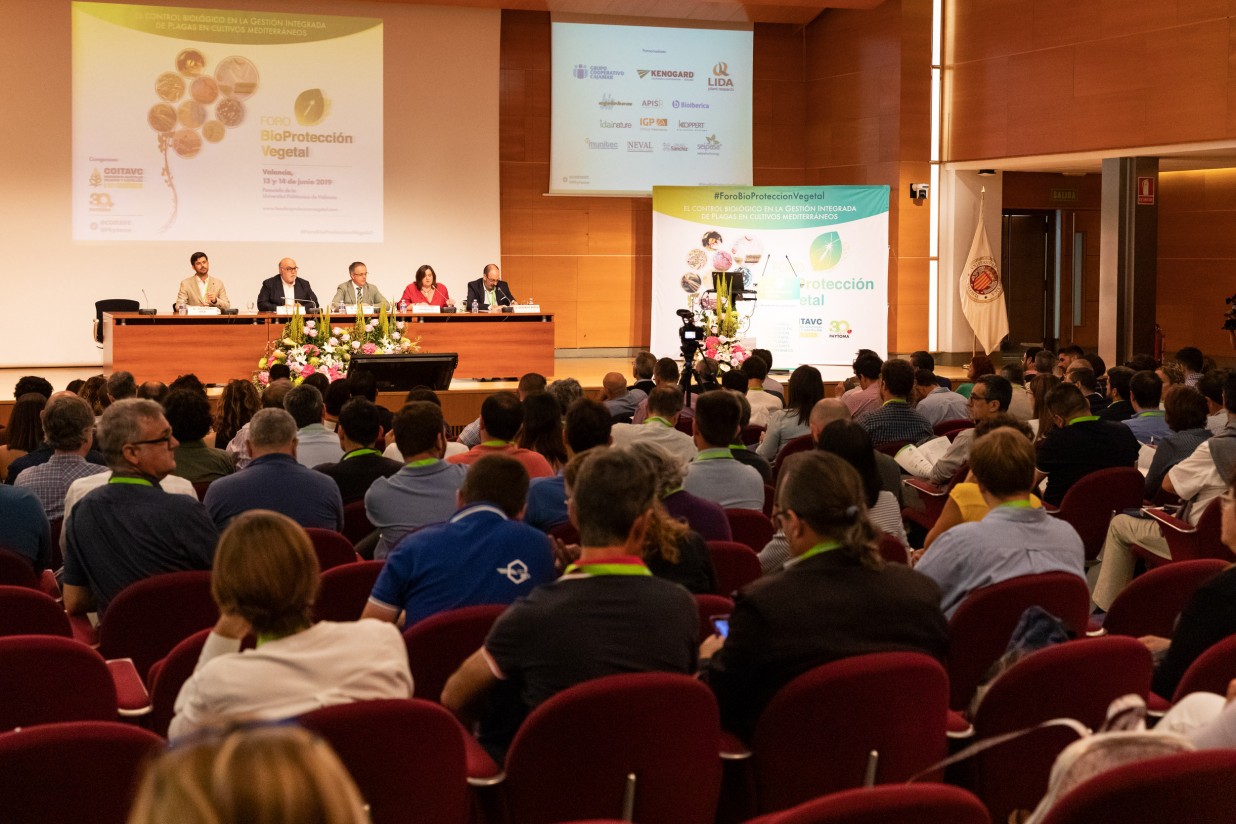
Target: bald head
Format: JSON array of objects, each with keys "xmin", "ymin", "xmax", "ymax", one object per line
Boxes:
[
  {"xmin": 278, "ymin": 258, "xmax": 298, "ymax": 285},
  {"xmin": 809, "ymin": 398, "xmax": 851, "ymax": 440},
  {"xmin": 602, "ymin": 372, "xmax": 628, "ymax": 398}
]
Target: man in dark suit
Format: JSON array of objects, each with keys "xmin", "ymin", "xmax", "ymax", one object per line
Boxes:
[
  {"xmin": 464, "ymin": 263, "xmax": 515, "ymax": 311},
  {"xmin": 256, "ymin": 258, "xmax": 320, "ymax": 312}
]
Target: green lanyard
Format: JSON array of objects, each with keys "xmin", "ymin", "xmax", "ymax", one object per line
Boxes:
[
  {"xmin": 108, "ymin": 476, "xmax": 153, "ymax": 487},
  {"xmin": 406, "ymin": 458, "xmax": 438, "ymax": 468},
  {"xmin": 1136, "ymin": 410, "xmax": 1165, "ymax": 418},
  {"xmin": 343, "ymin": 448, "xmax": 381, "ymax": 460},
  {"xmin": 563, "ymin": 556, "xmax": 652, "ymax": 576},
  {"xmin": 645, "ymin": 417, "xmax": 672, "ymax": 428},
  {"xmin": 997, "ymin": 499, "xmax": 1035, "ymax": 510},
  {"xmin": 1067, "ymin": 415, "xmax": 1099, "ymax": 425},
  {"xmin": 481, "ymin": 439, "xmax": 510, "ymax": 447},
  {"xmin": 696, "ymin": 448, "xmax": 734, "ymax": 461},
  {"xmin": 795, "ymin": 540, "xmax": 842, "ymax": 563},
  {"xmin": 882, "ymin": 398, "xmax": 908, "ymax": 406}
]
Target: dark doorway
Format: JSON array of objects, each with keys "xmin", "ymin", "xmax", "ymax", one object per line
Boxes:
[{"xmin": 1001, "ymin": 211, "xmax": 1055, "ymax": 352}]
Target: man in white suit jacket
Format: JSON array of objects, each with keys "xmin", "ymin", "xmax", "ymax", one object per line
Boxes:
[{"xmin": 175, "ymin": 252, "xmax": 231, "ymax": 310}]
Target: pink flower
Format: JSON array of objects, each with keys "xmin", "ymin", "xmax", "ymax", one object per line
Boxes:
[
  {"xmin": 257, "ymin": 371, "xmax": 270, "ymax": 385},
  {"xmin": 301, "ymin": 364, "xmax": 316, "ymax": 376},
  {"xmin": 705, "ymin": 336, "xmax": 720, "ymax": 347},
  {"xmin": 361, "ymin": 342, "xmax": 377, "ymax": 355}
]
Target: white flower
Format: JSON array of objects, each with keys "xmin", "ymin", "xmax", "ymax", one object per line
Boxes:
[
  {"xmin": 395, "ymin": 321, "xmax": 405, "ymax": 331},
  {"xmin": 351, "ymin": 340, "xmax": 361, "ymax": 349},
  {"xmin": 341, "ymin": 333, "xmax": 350, "ymax": 342},
  {"xmin": 332, "ymin": 327, "xmax": 342, "ymax": 336},
  {"xmin": 328, "ymin": 337, "xmax": 338, "ymax": 347}
]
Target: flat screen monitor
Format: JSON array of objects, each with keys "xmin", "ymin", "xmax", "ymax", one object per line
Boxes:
[{"xmin": 347, "ymin": 353, "xmax": 458, "ymax": 392}]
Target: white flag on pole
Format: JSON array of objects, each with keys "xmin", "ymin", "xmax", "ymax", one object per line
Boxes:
[{"xmin": 959, "ymin": 206, "xmax": 1009, "ymax": 355}]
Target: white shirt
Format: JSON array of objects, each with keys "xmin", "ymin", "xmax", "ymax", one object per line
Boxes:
[
  {"xmin": 282, "ymin": 281, "xmax": 297, "ymax": 306},
  {"xmin": 609, "ymin": 418, "xmax": 698, "ymax": 469},
  {"xmin": 196, "ymin": 277, "xmax": 209, "ymax": 301},
  {"xmin": 61, "ymin": 471, "xmax": 196, "ymax": 555},
  {"xmin": 169, "ymin": 619, "xmax": 413, "ymax": 740},
  {"xmin": 745, "ymin": 388, "xmax": 784, "ymax": 428},
  {"xmin": 1168, "ymin": 440, "xmax": 1227, "ymax": 526},
  {"xmin": 383, "ymin": 441, "xmax": 467, "ymax": 461}
]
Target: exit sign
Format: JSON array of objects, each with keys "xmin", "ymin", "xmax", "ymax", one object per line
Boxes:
[{"xmin": 1050, "ymin": 189, "xmax": 1079, "ymax": 201}]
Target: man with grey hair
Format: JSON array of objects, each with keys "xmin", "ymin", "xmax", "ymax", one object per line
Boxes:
[
  {"xmin": 204, "ymin": 408, "xmax": 343, "ymax": 530},
  {"xmin": 284, "ymin": 383, "xmax": 343, "ymax": 467},
  {"xmin": 63, "ymin": 399, "xmax": 217, "ymax": 616},
  {"xmin": 14, "ymin": 393, "xmax": 107, "ymax": 519},
  {"xmin": 105, "ymin": 371, "xmax": 137, "ymax": 404},
  {"xmin": 225, "ymin": 378, "xmax": 293, "ymax": 469}
]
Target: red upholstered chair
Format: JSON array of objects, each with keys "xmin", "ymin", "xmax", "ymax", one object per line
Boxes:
[
  {"xmin": 48, "ymin": 518, "xmax": 63, "ymax": 570},
  {"xmin": 300, "ymin": 699, "xmax": 471, "ymax": 824},
  {"xmin": 341, "ymin": 499, "xmax": 377, "ymax": 546},
  {"xmin": 946, "ymin": 572, "xmax": 1091, "ymax": 711},
  {"xmin": 1170, "ymin": 633, "xmax": 1236, "ymax": 702},
  {"xmin": 878, "ymin": 533, "xmax": 908, "ymax": 565},
  {"xmin": 1045, "ymin": 467, "xmax": 1144, "ymax": 562},
  {"xmin": 502, "ymin": 673, "xmax": 722, "ymax": 824},
  {"xmin": 191, "ymin": 480, "xmax": 211, "ymax": 500},
  {"xmin": 548, "ymin": 521, "xmax": 580, "ymax": 546},
  {"xmin": 706, "ymin": 540, "xmax": 762, "ymax": 596},
  {"xmin": 763, "ymin": 483, "xmax": 776, "ymax": 517},
  {"xmin": 0, "ymin": 721, "xmax": 163, "ymax": 824},
  {"xmin": 967, "ymin": 637, "xmax": 1153, "ymax": 822},
  {"xmin": 1099, "ymin": 559, "xmax": 1229, "ymax": 639},
  {"xmin": 933, "ymin": 418, "xmax": 975, "ymax": 438},
  {"xmin": 725, "ymin": 509, "xmax": 775, "ymax": 552},
  {"xmin": 675, "ymin": 415, "xmax": 694, "ymax": 435},
  {"xmin": 695, "ymin": 594, "xmax": 735, "ymax": 643},
  {"xmin": 742, "ymin": 424, "xmax": 766, "ymax": 446},
  {"xmin": 0, "ymin": 548, "xmax": 39, "ymax": 589},
  {"xmin": 402, "ymin": 603, "xmax": 507, "ymax": 704},
  {"xmin": 750, "ymin": 653, "xmax": 949, "ymax": 814},
  {"xmin": 901, "ymin": 462, "xmax": 969, "ymax": 532},
  {"xmin": 772, "ymin": 434, "xmax": 814, "ymax": 487},
  {"xmin": 0, "ymin": 635, "xmax": 117, "ymax": 731},
  {"xmin": 1036, "ymin": 750, "xmax": 1236, "ymax": 824},
  {"xmin": 743, "ymin": 784, "xmax": 991, "ymax": 824},
  {"xmin": 875, "ymin": 439, "xmax": 910, "ymax": 457},
  {"xmin": 0, "ymin": 586, "xmax": 71, "ymax": 637},
  {"xmin": 147, "ymin": 627, "xmax": 210, "ymax": 738},
  {"xmin": 304, "ymin": 527, "xmax": 361, "ymax": 571},
  {"xmin": 1138, "ymin": 499, "xmax": 1232, "ymax": 567},
  {"xmin": 96, "ymin": 570, "xmax": 218, "ymax": 681},
  {"xmin": 314, "ymin": 560, "xmax": 383, "ymax": 623}
]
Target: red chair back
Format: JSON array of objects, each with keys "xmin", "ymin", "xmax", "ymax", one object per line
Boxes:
[
  {"xmin": 772, "ymin": 434, "xmax": 814, "ymax": 488},
  {"xmin": 1102, "ymin": 559, "xmax": 1229, "ymax": 638},
  {"xmin": 969, "ymin": 637, "xmax": 1153, "ymax": 822},
  {"xmin": 878, "ymin": 534, "xmax": 908, "ymax": 565},
  {"xmin": 725, "ymin": 509, "xmax": 775, "ymax": 552},
  {"xmin": 706, "ymin": 541, "xmax": 762, "ymax": 596},
  {"xmin": 548, "ymin": 521, "xmax": 580, "ymax": 546},
  {"xmin": 1171, "ymin": 633, "xmax": 1236, "ymax": 702},
  {"xmin": 875, "ymin": 440, "xmax": 910, "ymax": 456},
  {"xmin": 191, "ymin": 480, "xmax": 211, "ymax": 500},
  {"xmin": 947, "ymin": 572, "xmax": 1091, "ymax": 710},
  {"xmin": 744, "ymin": 784, "xmax": 990, "ymax": 824},
  {"xmin": 934, "ymin": 418, "xmax": 975, "ymax": 437},
  {"xmin": 1161, "ymin": 498, "xmax": 1231, "ymax": 563},
  {"xmin": 341, "ymin": 499, "xmax": 377, "ymax": 546},
  {"xmin": 0, "ymin": 548, "xmax": 38, "ymax": 589},
  {"xmin": 763, "ymin": 483, "xmax": 776, "ymax": 517},
  {"xmin": 300, "ymin": 699, "xmax": 469, "ymax": 824},
  {"xmin": 504, "ymin": 673, "xmax": 722, "ymax": 824},
  {"xmin": 96, "ymin": 570, "xmax": 217, "ymax": 681},
  {"xmin": 742, "ymin": 424, "xmax": 766, "ymax": 446},
  {"xmin": 314, "ymin": 560, "xmax": 383, "ymax": 623},
  {"xmin": 0, "ymin": 586, "xmax": 71, "ymax": 637},
  {"xmin": 694, "ymin": 594, "xmax": 734, "ymax": 644},
  {"xmin": 147, "ymin": 628, "xmax": 211, "ymax": 738},
  {"xmin": 402, "ymin": 603, "xmax": 506, "ymax": 704},
  {"xmin": 0, "ymin": 635, "xmax": 117, "ymax": 731},
  {"xmin": 1049, "ymin": 467, "xmax": 1145, "ymax": 561},
  {"xmin": 0, "ymin": 721, "xmax": 163, "ymax": 824},
  {"xmin": 304, "ymin": 527, "xmax": 361, "ymax": 571},
  {"xmin": 751, "ymin": 653, "xmax": 949, "ymax": 814},
  {"xmin": 49, "ymin": 518, "xmax": 63, "ymax": 570},
  {"xmin": 1037, "ymin": 750, "xmax": 1236, "ymax": 824}
]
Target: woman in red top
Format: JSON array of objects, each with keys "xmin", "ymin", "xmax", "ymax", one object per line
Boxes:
[{"xmin": 400, "ymin": 264, "xmax": 453, "ymax": 307}]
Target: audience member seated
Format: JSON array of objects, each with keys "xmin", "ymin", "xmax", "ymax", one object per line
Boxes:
[
  {"xmin": 524, "ymin": 398, "xmax": 613, "ymax": 532},
  {"xmin": 347, "ymin": 369, "xmax": 393, "ymax": 436},
  {"xmin": 632, "ymin": 357, "xmax": 694, "ymax": 424},
  {"xmin": 752, "ymin": 347, "xmax": 786, "ymax": 400},
  {"xmin": 803, "ymin": 399, "xmax": 904, "ymax": 506},
  {"xmin": 63, "ymin": 399, "xmax": 217, "ymax": 616},
  {"xmin": 1035, "ymin": 382, "xmax": 1140, "ymax": 507},
  {"xmin": 1028, "ymin": 373, "xmax": 1062, "ymax": 438},
  {"xmin": 1199, "ymin": 370, "xmax": 1229, "ymax": 435},
  {"xmin": 926, "ymin": 374, "xmax": 1012, "ymax": 486},
  {"xmin": 285, "ymin": 384, "xmax": 343, "ymax": 468},
  {"xmin": 1001, "ymin": 363, "xmax": 1034, "ymax": 421},
  {"xmin": 78, "ymin": 374, "xmax": 110, "ymax": 419},
  {"xmin": 759, "ymin": 420, "xmax": 908, "ymax": 573},
  {"xmin": 457, "ymin": 373, "xmax": 546, "ymax": 448},
  {"xmin": 322, "ymin": 377, "xmax": 352, "ymax": 432},
  {"xmin": 162, "ymin": 388, "xmax": 235, "ymax": 484},
  {"xmin": 616, "ymin": 436, "xmax": 734, "ymax": 545},
  {"xmin": 12, "ymin": 393, "xmax": 106, "ymax": 519},
  {"xmin": 170, "ymin": 511, "xmax": 412, "ymax": 739},
  {"xmin": 226, "ymin": 379, "xmax": 293, "ymax": 470},
  {"xmin": 1176, "ymin": 346, "xmax": 1206, "ymax": 388},
  {"xmin": 921, "ymin": 416, "xmax": 1042, "ymax": 548},
  {"xmin": 598, "ymin": 371, "xmax": 647, "ymax": 422},
  {"xmin": 1090, "ymin": 374, "xmax": 1236, "ymax": 611},
  {"xmin": 213, "ymin": 379, "xmax": 259, "ymax": 449},
  {"xmin": 0, "ymin": 484, "xmax": 50, "ymax": 573},
  {"xmin": 514, "ymin": 391, "xmax": 568, "ymax": 472},
  {"xmin": 1123, "ymin": 370, "xmax": 1171, "ymax": 445},
  {"xmin": 913, "ymin": 368, "xmax": 969, "ymax": 427},
  {"xmin": 727, "ymin": 391, "xmax": 774, "ymax": 483},
  {"xmin": 1057, "ymin": 344, "xmax": 1086, "ymax": 376},
  {"xmin": 701, "ymin": 450, "xmax": 949, "ymax": 739},
  {"xmin": 104, "ymin": 371, "xmax": 137, "ymax": 405},
  {"xmin": 911, "ymin": 350, "xmax": 953, "ymax": 389},
  {"xmin": 314, "ymin": 398, "xmax": 402, "ymax": 503},
  {"xmin": 137, "ymin": 380, "xmax": 168, "ymax": 403},
  {"xmin": 1099, "ymin": 366, "xmax": 1136, "ymax": 422},
  {"xmin": 1141, "ymin": 471, "xmax": 1236, "ymax": 699},
  {"xmin": 363, "ymin": 455, "xmax": 555, "ymax": 627},
  {"xmin": 756, "ymin": 365, "xmax": 825, "ymax": 461},
  {"xmin": 741, "ymin": 355, "xmax": 783, "ymax": 427},
  {"xmin": 915, "ymin": 429, "xmax": 1085, "ymax": 617},
  {"xmin": 447, "ymin": 391, "xmax": 553, "ymax": 479},
  {"xmin": 366, "ymin": 401, "xmax": 467, "ymax": 559},
  {"xmin": 442, "ymin": 448, "xmax": 699, "ymax": 760},
  {"xmin": 1145, "ymin": 385, "xmax": 1211, "ymax": 499},
  {"xmin": 957, "ymin": 354, "xmax": 995, "ymax": 399},
  {"xmin": 842, "ymin": 349, "xmax": 883, "ymax": 419},
  {"xmin": 609, "ymin": 386, "xmax": 697, "ymax": 468},
  {"xmin": 130, "ymin": 725, "xmax": 370, "ymax": 824},
  {"xmin": 380, "ymin": 388, "xmax": 468, "ymax": 462},
  {"xmin": 1032, "ymin": 349, "xmax": 1056, "ymax": 381},
  {"xmin": 858, "ymin": 358, "xmax": 934, "ymax": 450},
  {"xmin": 0, "ymin": 393, "xmax": 48, "ymax": 483},
  {"xmin": 631, "ymin": 350, "xmax": 657, "ymax": 395},
  {"xmin": 204, "ymin": 409, "xmax": 343, "ymax": 531},
  {"xmin": 683, "ymin": 391, "xmax": 764, "ymax": 510},
  {"xmin": 1065, "ymin": 365, "xmax": 1108, "ymax": 415}
]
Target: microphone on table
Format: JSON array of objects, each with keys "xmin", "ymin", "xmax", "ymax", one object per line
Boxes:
[{"xmin": 138, "ymin": 289, "xmax": 157, "ymax": 315}]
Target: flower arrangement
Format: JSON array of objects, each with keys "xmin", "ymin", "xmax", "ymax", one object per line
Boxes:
[
  {"xmin": 254, "ymin": 303, "xmax": 420, "ymax": 387},
  {"xmin": 690, "ymin": 273, "xmax": 750, "ymax": 370}
]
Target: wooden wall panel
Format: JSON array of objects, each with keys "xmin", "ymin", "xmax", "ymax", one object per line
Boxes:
[{"xmin": 947, "ymin": 1, "xmax": 1236, "ymax": 162}]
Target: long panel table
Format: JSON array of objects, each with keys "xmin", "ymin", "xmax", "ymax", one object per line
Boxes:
[{"xmin": 103, "ymin": 312, "xmax": 555, "ymax": 384}]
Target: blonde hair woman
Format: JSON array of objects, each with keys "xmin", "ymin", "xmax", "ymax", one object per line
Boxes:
[
  {"xmin": 128, "ymin": 725, "xmax": 368, "ymax": 824},
  {"xmin": 169, "ymin": 511, "xmax": 413, "ymax": 739}
]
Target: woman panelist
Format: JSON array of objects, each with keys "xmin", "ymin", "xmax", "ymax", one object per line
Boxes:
[{"xmin": 400, "ymin": 264, "xmax": 453, "ymax": 308}]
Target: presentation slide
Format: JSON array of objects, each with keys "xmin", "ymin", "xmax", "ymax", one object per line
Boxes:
[
  {"xmin": 73, "ymin": 3, "xmax": 383, "ymax": 241},
  {"xmin": 550, "ymin": 18, "xmax": 752, "ymax": 196}
]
